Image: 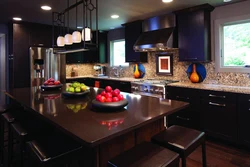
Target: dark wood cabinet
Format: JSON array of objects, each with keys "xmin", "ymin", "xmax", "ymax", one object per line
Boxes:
[
  {"xmin": 66, "ymin": 78, "xmax": 94, "ymax": 87},
  {"xmin": 175, "ymin": 4, "xmax": 214, "ymax": 62},
  {"xmin": 237, "ymin": 94, "xmax": 250, "ymax": 148},
  {"xmin": 124, "ymin": 21, "xmax": 147, "ymax": 62},
  {"xmin": 166, "ymin": 86, "xmax": 201, "ymax": 130},
  {"xmin": 201, "ymin": 90, "xmax": 237, "ymax": 142},
  {"xmin": 8, "ymin": 22, "xmax": 55, "ymax": 88}
]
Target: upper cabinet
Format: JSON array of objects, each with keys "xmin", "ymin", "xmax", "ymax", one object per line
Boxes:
[
  {"xmin": 124, "ymin": 20, "xmax": 147, "ymax": 62},
  {"xmin": 175, "ymin": 4, "xmax": 214, "ymax": 62}
]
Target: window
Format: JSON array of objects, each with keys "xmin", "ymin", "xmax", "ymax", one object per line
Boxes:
[
  {"xmin": 110, "ymin": 39, "xmax": 128, "ymax": 67},
  {"xmin": 215, "ymin": 14, "xmax": 250, "ymax": 72}
]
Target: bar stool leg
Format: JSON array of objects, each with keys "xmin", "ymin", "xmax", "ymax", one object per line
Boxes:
[
  {"xmin": 181, "ymin": 158, "xmax": 186, "ymax": 167},
  {"xmin": 0, "ymin": 118, "xmax": 4, "ymax": 165},
  {"xmin": 202, "ymin": 141, "xmax": 207, "ymax": 167},
  {"xmin": 7, "ymin": 125, "xmax": 13, "ymax": 167}
]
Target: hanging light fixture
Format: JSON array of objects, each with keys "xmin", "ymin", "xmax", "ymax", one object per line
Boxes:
[
  {"xmin": 52, "ymin": 0, "xmax": 98, "ymax": 53},
  {"xmin": 82, "ymin": 0, "xmax": 91, "ymax": 42},
  {"xmin": 64, "ymin": 0, "xmax": 73, "ymax": 45},
  {"xmin": 72, "ymin": 0, "xmax": 81, "ymax": 43},
  {"xmin": 56, "ymin": 14, "xmax": 65, "ymax": 47}
]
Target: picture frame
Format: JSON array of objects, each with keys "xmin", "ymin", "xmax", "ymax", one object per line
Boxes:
[{"xmin": 156, "ymin": 53, "xmax": 173, "ymax": 75}]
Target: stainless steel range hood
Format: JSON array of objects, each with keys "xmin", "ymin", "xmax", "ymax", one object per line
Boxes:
[{"xmin": 134, "ymin": 13, "xmax": 177, "ymax": 52}]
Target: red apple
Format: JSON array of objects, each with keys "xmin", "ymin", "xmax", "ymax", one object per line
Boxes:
[
  {"xmin": 101, "ymin": 91, "xmax": 106, "ymax": 96},
  {"xmin": 117, "ymin": 94, "xmax": 124, "ymax": 101},
  {"xmin": 106, "ymin": 97, "xmax": 113, "ymax": 102},
  {"xmin": 105, "ymin": 92, "xmax": 113, "ymax": 99},
  {"xmin": 105, "ymin": 86, "xmax": 112, "ymax": 92},
  {"xmin": 54, "ymin": 81, "xmax": 60, "ymax": 85},
  {"xmin": 96, "ymin": 94, "xmax": 102, "ymax": 101},
  {"xmin": 44, "ymin": 81, "xmax": 49, "ymax": 85},
  {"xmin": 49, "ymin": 78, "xmax": 55, "ymax": 82},
  {"xmin": 112, "ymin": 90, "xmax": 120, "ymax": 97},
  {"xmin": 48, "ymin": 82, "xmax": 54, "ymax": 85},
  {"xmin": 112, "ymin": 97, "xmax": 119, "ymax": 102},
  {"xmin": 114, "ymin": 89, "xmax": 120, "ymax": 94},
  {"xmin": 99, "ymin": 96, "xmax": 106, "ymax": 103}
]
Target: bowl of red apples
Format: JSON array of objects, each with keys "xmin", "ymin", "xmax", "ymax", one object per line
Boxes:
[
  {"xmin": 41, "ymin": 78, "xmax": 63, "ymax": 90},
  {"xmin": 92, "ymin": 86, "xmax": 128, "ymax": 111}
]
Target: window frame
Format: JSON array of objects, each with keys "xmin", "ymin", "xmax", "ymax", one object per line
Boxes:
[
  {"xmin": 110, "ymin": 39, "xmax": 128, "ymax": 67},
  {"xmin": 215, "ymin": 14, "xmax": 250, "ymax": 73}
]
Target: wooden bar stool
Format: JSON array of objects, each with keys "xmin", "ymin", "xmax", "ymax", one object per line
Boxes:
[
  {"xmin": 0, "ymin": 112, "xmax": 15, "ymax": 166},
  {"xmin": 151, "ymin": 125, "xmax": 206, "ymax": 167},
  {"xmin": 108, "ymin": 142, "xmax": 179, "ymax": 167},
  {"xmin": 25, "ymin": 132, "xmax": 83, "ymax": 167}
]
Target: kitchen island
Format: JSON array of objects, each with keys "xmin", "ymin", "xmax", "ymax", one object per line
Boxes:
[{"xmin": 5, "ymin": 86, "xmax": 189, "ymax": 167}]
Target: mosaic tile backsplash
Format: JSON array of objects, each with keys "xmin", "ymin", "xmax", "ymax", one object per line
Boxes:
[{"xmin": 66, "ymin": 50, "xmax": 250, "ymax": 86}]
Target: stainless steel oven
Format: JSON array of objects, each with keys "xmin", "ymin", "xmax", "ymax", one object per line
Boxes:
[{"xmin": 131, "ymin": 79, "xmax": 178, "ymax": 127}]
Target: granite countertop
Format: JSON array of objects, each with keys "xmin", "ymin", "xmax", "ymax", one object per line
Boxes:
[
  {"xmin": 168, "ymin": 82, "xmax": 250, "ymax": 95},
  {"xmin": 66, "ymin": 75, "xmax": 142, "ymax": 82},
  {"xmin": 5, "ymin": 86, "xmax": 188, "ymax": 147}
]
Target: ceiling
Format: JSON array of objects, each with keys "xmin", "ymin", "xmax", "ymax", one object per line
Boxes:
[{"xmin": 0, "ymin": 0, "xmax": 247, "ymax": 31}]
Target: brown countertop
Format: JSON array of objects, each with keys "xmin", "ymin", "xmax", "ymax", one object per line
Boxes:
[
  {"xmin": 5, "ymin": 86, "xmax": 188, "ymax": 147},
  {"xmin": 168, "ymin": 82, "xmax": 250, "ymax": 94}
]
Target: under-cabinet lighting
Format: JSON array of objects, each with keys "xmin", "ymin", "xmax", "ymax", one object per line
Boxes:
[
  {"xmin": 162, "ymin": 0, "xmax": 173, "ymax": 3},
  {"xmin": 111, "ymin": 15, "xmax": 119, "ymax": 19}
]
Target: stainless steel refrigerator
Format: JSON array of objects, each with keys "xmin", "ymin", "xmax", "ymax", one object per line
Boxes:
[{"xmin": 29, "ymin": 47, "xmax": 66, "ymax": 87}]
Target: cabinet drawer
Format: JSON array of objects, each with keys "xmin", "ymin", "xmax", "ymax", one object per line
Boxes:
[{"xmin": 201, "ymin": 90, "xmax": 237, "ymax": 103}]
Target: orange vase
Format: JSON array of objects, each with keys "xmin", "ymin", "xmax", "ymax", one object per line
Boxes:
[
  {"xmin": 134, "ymin": 64, "xmax": 140, "ymax": 78},
  {"xmin": 190, "ymin": 64, "xmax": 199, "ymax": 83}
]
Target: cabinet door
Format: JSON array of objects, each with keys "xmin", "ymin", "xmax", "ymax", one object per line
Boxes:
[
  {"xmin": 238, "ymin": 94, "xmax": 250, "ymax": 147},
  {"xmin": 125, "ymin": 21, "xmax": 147, "ymax": 62},
  {"xmin": 13, "ymin": 24, "xmax": 30, "ymax": 88},
  {"xmin": 66, "ymin": 52, "xmax": 83, "ymax": 64},
  {"xmin": 201, "ymin": 91, "xmax": 237, "ymax": 142},
  {"xmin": 166, "ymin": 86, "xmax": 201, "ymax": 130},
  {"xmin": 29, "ymin": 24, "xmax": 52, "ymax": 47}
]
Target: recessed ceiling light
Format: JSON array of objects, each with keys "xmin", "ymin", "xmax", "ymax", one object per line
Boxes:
[
  {"xmin": 77, "ymin": 26, "xmax": 83, "ymax": 29},
  {"xmin": 111, "ymin": 15, "xmax": 119, "ymax": 19},
  {"xmin": 41, "ymin": 5, "xmax": 52, "ymax": 10},
  {"xmin": 224, "ymin": 0, "xmax": 231, "ymax": 2},
  {"xmin": 162, "ymin": 0, "xmax": 173, "ymax": 3},
  {"xmin": 13, "ymin": 17, "xmax": 22, "ymax": 21}
]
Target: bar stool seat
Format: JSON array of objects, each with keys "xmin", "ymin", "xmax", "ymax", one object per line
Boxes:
[
  {"xmin": 108, "ymin": 142, "xmax": 179, "ymax": 167},
  {"xmin": 26, "ymin": 133, "xmax": 82, "ymax": 166},
  {"xmin": 151, "ymin": 125, "xmax": 206, "ymax": 167}
]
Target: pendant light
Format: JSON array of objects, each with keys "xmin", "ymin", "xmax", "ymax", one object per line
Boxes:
[
  {"xmin": 82, "ymin": 0, "xmax": 91, "ymax": 41},
  {"xmin": 72, "ymin": 0, "xmax": 81, "ymax": 43},
  {"xmin": 57, "ymin": 17, "xmax": 65, "ymax": 47},
  {"xmin": 65, "ymin": 0, "xmax": 73, "ymax": 45}
]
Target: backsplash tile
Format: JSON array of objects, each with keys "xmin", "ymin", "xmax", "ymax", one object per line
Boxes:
[{"xmin": 66, "ymin": 50, "xmax": 250, "ymax": 86}]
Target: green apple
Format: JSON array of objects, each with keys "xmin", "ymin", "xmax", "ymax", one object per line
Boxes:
[
  {"xmin": 69, "ymin": 87, "xmax": 75, "ymax": 93},
  {"xmin": 75, "ymin": 87, "xmax": 81, "ymax": 93}
]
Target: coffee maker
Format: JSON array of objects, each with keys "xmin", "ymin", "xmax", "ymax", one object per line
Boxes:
[{"xmin": 93, "ymin": 65, "xmax": 106, "ymax": 77}]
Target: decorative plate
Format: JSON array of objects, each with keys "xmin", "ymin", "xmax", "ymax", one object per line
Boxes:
[
  {"xmin": 186, "ymin": 63, "xmax": 207, "ymax": 83},
  {"xmin": 92, "ymin": 99, "xmax": 128, "ymax": 111},
  {"xmin": 62, "ymin": 90, "xmax": 90, "ymax": 98},
  {"xmin": 41, "ymin": 84, "xmax": 63, "ymax": 90}
]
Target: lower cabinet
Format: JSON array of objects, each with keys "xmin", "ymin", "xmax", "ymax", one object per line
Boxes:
[
  {"xmin": 166, "ymin": 86, "xmax": 239, "ymax": 145},
  {"xmin": 238, "ymin": 94, "xmax": 250, "ymax": 147},
  {"xmin": 201, "ymin": 90, "xmax": 237, "ymax": 143},
  {"xmin": 167, "ymin": 86, "xmax": 201, "ymax": 130}
]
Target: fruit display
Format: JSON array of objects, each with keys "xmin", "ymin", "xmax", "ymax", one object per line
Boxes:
[
  {"xmin": 66, "ymin": 103, "xmax": 88, "ymax": 113},
  {"xmin": 96, "ymin": 86, "xmax": 124, "ymax": 103},
  {"xmin": 65, "ymin": 82, "xmax": 89, "ymax": 93},
  {"xmin": 44, "ymin": 78, "xmax": 61, "ymax": 86}
]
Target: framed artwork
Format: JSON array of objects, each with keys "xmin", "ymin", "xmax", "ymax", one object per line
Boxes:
[{"xmin": 156, "ymin": 53, "xmax": 173, "ymax": 75}]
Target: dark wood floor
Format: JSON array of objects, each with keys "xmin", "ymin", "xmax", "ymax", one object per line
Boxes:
[{"xmin": 186, "ymin": 140, "xmax": 250, "ymax": 167}]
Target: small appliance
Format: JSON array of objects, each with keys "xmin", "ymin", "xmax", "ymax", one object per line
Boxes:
[{"xmin": 93, "ymin": 65, "xmax": 106, "ymax": 77}]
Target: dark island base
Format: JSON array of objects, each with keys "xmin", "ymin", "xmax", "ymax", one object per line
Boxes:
[{"xmin": 79, "ymin": 118, "xmax": 165, "ymax": 167}]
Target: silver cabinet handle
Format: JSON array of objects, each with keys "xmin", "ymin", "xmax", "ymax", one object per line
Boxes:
[
  {"xmin": 209, "ymin": 94, "xmax": 226, "ymax": 98},
  {"xmin": 209, "ymin": 102, "xmax": 226, "ymax": 107},
  {"xmin": 176, "ymin": 116, "xmax": 190, "ymax": 121}
]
